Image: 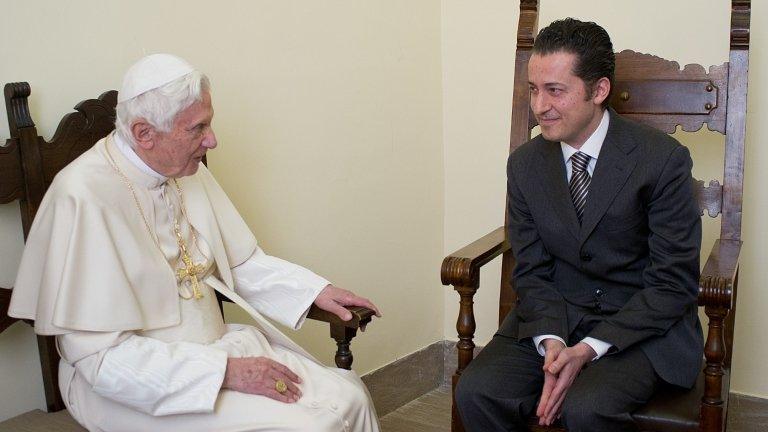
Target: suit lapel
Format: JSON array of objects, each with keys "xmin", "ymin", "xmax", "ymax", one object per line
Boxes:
[
  {"xmin": 578, "ymin": 112, "xmax": 639, "ymax": 243},
  {"xmin": 537, "ymin": 140, "xmax": 581, "ymax": 240}
]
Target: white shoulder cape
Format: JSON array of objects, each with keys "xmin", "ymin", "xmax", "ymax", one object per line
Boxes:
[{"xmin": 9, "ymin": 137, "xmax": 257, "ymax": 335}]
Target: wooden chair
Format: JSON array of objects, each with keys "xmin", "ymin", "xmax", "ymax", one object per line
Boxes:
[
  {"xmin": 441, "ymin": 1, "xmax": 750, "ymax": 431},
  {"xmin": 0, "ymin": 82, "xmax": 375, "ymax": 414}
]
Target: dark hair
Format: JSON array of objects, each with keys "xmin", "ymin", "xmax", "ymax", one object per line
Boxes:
[{"xmin": 533, "ymin": 18, "xmax": 615, "ymax": 108}]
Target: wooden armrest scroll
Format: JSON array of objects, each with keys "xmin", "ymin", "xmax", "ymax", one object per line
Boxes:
[
  {"xmin": 699, "ymin": 238, "xmax": 741, "ymax": 430},
  {"xmin": 441, "ymin": 226, "xmax": 510, "ymax": 288},
  {"xmin": 698, "ymin": 239, "xmax": 741, "ymax": 309},
  {"xmin": 307, "ymin": 304, "xmax": 375, "ymax": 330}
]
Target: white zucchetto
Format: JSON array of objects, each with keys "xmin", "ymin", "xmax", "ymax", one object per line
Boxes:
[{"xmin": 118, "ymin": 53, "xmax": 195, "ymax": 103}]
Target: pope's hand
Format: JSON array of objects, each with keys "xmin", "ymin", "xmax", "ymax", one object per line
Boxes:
[
  {"xmin": 223, "ymin": 357, "xmax": 302, "ymax": 403},
  {"xmin": 314, "ymin": 284, "xmax": 382, "ymax": 324}
]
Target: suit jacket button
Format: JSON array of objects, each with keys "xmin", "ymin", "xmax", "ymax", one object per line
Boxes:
[
  {"xmin": 595, "ymin": 289, "xmax": 603, "ymax": 297},
  {"xmin": 580, "ymin": 253, "xmax": 592, "ymax": 262}
]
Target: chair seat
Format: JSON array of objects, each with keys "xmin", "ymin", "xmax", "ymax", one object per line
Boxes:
[
  {"xmin": 632, "ymin": 368, "xmax": 730, "ymax": 432},
  {"xmin": 0, "ymin": 409, "xmax": 86, "ymax": 432}
]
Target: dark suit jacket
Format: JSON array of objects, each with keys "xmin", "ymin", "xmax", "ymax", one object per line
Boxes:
[{"xmin": 498, "ymin": 109, "xmax": 703, "ymax": 388}]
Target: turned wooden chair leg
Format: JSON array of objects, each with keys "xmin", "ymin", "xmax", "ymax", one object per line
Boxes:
[
  {"xmin": 452, "ymin": 284, "xmax": 478, "ymax": 432},
  {"xmin": 331, "ymin": 324, "xmax": 357, "ymax": 370},
  {"xmin": 702, "ymin": 305, "xmax": 728, "ymax": 432}
]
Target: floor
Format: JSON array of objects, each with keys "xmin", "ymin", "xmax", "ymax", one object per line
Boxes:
[
  {"xmin": 380, "ymin": 386, "xmax": 767, "ymax": 432},
  {"xmin": 380, "ymin": 386, "xmax": 452, "ymax": 432},
  {"xmin": 2, "ymin": 386, "xmax": 764, "ymax": 431}
]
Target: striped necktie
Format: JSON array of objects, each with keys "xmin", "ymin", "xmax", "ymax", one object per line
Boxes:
[{"xmin": 569, "ymin": 151, "xmax": 591, "ymax": 222}]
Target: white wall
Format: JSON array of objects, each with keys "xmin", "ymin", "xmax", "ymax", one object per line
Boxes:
[
  {"xmin": 0, "ymin": 0, "xmax": 445, "ymax": 421},
  {"xmin": 442, "ymin": 0, "xmax": 517, "ymax": 347},
  {"xmin": 442, "ymin": 0, "xmax": 768, "ymax": 398}
]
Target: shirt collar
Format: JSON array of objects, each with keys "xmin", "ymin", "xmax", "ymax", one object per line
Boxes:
[
  {"xmin": 560, "ymin": 109, "xmax": 610, "ymax": 162},
  {"xmin": 114, "ymin": 132, "xmax": 168, "ymax": 182}
]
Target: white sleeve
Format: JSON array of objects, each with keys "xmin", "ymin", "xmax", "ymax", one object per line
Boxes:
[
  {"xmin": 57, "ymin": 331, "xmax": 228, "ymax": 416},
  {"xmin": 231, "ymin": 246, "xmax": 329, "ymax": 330},
  {"xmin": 581, "ymin": 337, "xmax": 612, "ymax": 361},
  {"xmin": 532, "ymin": 335, "xmax": 566, "ymax": 356}
]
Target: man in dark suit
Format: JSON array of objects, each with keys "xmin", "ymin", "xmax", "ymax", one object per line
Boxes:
[{"xmin": 455, "ymin": 18, "xmax": 702, "ymax": 432}]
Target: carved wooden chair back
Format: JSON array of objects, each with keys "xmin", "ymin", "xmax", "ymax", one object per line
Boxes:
[
  {"xmin": 442, "ymin": 1, "xmax": 750, "ymax": 431},
  {"xmin": 0, "ymin": 83, "xmax": 118, "ymax": 412},
  {"xmin": 0, "ymin": 83, "xmax": 374, "ymax": 414}
]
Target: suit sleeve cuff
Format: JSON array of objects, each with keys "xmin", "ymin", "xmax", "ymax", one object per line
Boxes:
[
  {"xmin": 532, "ymin": 335, "xmax": 566, "ymax": 356},
  {"xmin": 581, "ymin": 337, "xmax": 612, "ymax": 361}
]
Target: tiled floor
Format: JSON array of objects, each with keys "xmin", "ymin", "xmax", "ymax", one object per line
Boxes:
[
  {"xmin": 2, "ymin": 386, "xmax": 763, "ymax": 431},
  {"xmin": 380, "ymin": 386, "xmax": 452, "ymax": 432},
  {"xmin": 380, "ymin": 386, "xmax": 767, "ymax": 432}
]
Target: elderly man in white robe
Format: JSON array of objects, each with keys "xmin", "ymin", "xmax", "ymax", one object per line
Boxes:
[{"xmin": 8, "ymin": 54, "xmax": 382, "ymax": 432}]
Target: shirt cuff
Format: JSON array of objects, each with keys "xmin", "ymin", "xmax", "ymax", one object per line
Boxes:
[
  {"xmin": 581, "ymin": 337, "xmax": 612, "ymax": 361},
  {"xmin": 532, "ymin": 335, "xmax": 566, "ymax": 356}
]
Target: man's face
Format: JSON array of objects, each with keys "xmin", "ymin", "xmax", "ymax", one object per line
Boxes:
[
  {"xmin": 528, "ymin": 51, "xmax": 607, "ymax": 147},
  {"xmin": 144, "ymin": 91, "xmax": 217, "ymax": 178}
]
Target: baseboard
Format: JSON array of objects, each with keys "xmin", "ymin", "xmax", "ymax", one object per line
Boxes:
[
  {"xmin": 361, "ymin": 341, "xmax": 446, "ymax": 416},
  {"xmin": 361, "ymin": 340, "xmax": 483, "ymax": 416}
]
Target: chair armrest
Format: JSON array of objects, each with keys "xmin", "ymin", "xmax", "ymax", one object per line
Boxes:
[
  {"xmin": 441, "ymin": 226, "xmax": 510, "ymax": 287},
  {"xmin": 307, "ymin": 304, "xmax": 375, "ymax": 329},
  {"xmin": 216, "ymin": 292, "xmax": 375, "ymax": 330},
  {"xmin": 698, "ymin": 239, "xmax": 742, "ymax": 309}
]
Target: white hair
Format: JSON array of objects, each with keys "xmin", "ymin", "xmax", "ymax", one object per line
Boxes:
[{"xmin": 115, "ymin": 71, "xmax": 210, "ymax": 146}]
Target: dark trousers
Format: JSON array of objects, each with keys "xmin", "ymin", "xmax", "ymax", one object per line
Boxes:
[{"xmin": 455, "ymin": 335, "xmax": 660, "ymax": 432}]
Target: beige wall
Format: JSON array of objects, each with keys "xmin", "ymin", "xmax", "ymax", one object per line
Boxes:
[
  {"xmin": 0, "ymin": 0, "xmax": 444, "ymax": 420},
  {"xmin": 1, "ymin": 0, "xmax": 766, "ymax": 423},
  {"xmin": 443, "ymin": 0, "xmax": 768, "ymax": 399}
]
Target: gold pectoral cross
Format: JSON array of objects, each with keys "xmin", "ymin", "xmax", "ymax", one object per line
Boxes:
[
  {"xmin": 177, "ymin": 252, "xmax": 205, "ymax": 300},
  {"xmin": 173, "ymin": 216, "xmax": 205, "ymax": 300}
]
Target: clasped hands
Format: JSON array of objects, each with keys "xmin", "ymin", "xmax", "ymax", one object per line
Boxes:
[
  {"xmin": 536, "ymin": 339, "xmax": 596, "ymax": 426},
  {"xmin": 223, "ymin": 285, "xmax": 381, "ymax": 403}
]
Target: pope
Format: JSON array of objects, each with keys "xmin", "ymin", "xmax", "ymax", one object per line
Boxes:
[{"xmin": 9, "ymin": 53, "xmax": 382, "ymax": 432}]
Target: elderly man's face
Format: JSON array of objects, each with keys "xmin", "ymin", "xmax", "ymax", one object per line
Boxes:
[{"xmin": 147, "ymin": 91, "xmax": 217, "ymax": 178}]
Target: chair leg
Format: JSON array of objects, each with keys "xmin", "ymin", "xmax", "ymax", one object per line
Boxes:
[
  {"xmin": 452, "ymin": 284, "xmax": 478, "ymax": 432},
  {"xmin": 37, "ymin": 335, "xmax": 64, "ymax": 412},
  {"xmin": 452, "ymin": 373, "xmax": 467, "ymax": 432},
  {"xmin": 701, "ymin": 305, "xmax": 728, "ymax": 432},
  {"xmin": 330, "ymin": 324, "xmax": 357, "ymax": 370}
]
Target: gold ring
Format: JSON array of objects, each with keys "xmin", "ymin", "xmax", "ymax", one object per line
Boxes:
[{"xmin": 275, "ymin": 379, "xmax": 288, "ymax": 394}]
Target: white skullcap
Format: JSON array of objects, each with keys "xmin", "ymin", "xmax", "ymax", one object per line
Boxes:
[{"xmin": 118, "ymin": 53, "xmax": 195, "ymax": 103}]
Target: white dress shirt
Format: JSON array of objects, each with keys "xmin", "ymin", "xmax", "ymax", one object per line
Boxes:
[{"xmin": 533, "ymin": 109, "xmax": 613, "ymax": 361}]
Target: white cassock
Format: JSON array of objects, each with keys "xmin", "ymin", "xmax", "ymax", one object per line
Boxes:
[{"xmin": 9, "ymin": 133, "xmax": 380, "ymax": 432}]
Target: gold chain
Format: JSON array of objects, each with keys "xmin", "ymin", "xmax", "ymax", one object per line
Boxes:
[
  {"xmin": 170, "ymin": 179, "xmax": 206, "ymax": 260},
  {"xmin": 104, "ymin": 142, "xmax": 207, "ymax": 300}
]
